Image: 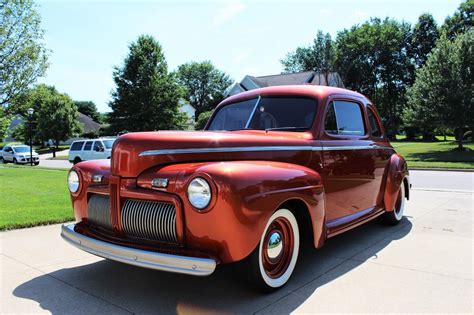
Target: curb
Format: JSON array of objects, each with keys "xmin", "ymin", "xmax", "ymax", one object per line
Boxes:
[{"xmin": 409, "ymin": 167, "xmax": 474, "ymax": 172}]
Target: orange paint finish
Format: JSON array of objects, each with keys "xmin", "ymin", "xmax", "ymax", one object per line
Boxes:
[{"xmin": 67, "ymin": 85, "xmax": 409, "ymax": 266}]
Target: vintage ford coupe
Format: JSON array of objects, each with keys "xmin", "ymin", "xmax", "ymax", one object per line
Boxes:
[{"xmin": 62, "ymin": 85, "xmax": 409, "ymax": 290}]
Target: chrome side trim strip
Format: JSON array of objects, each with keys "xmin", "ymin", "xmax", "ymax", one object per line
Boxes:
[
  {"xmin": 61, "ymin": 224, "xmax": 216, "ymax": 276},
  {"xmin": 139, "ymin": 145, "xmax": 393, "ymax": 156},
  {"xmin": 139, "ymin": 146, "xmax": 314, "ymax": 156}
]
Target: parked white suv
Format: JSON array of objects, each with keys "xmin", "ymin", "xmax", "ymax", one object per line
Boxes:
[
  {"xmin": 69, "ymin": 138, "xmax": 115, "ymax": 164},
  {"xmin": 0, "ymin": 145, "xmax": 40, "ymax": 165}
]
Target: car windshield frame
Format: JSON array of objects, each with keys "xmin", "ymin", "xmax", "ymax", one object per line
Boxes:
[
  {"xmin": 207, "ymin": 96, "xmax": 317, "ymax": 132},
  {"xmin": 12, "ymin": 146, "xmax": 30, "ymax": 153}
]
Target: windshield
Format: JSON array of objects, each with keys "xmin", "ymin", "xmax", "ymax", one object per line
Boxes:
[
  {"xmin": 207, "ymin": 97, "xmax": 317, "ymax": 131},
  {"xmin": 13, "ymin": 146, "xmax": 31, "ymax": 153},
  {"xmin": 103, "ymin": 140, "xmax": 115, "ymax": 149}
]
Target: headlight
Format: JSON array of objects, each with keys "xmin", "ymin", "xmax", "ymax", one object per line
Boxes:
[
  {"xmin": 68, "ymin": 170, "xmax": 80, "ymax": 193},
  {"xmin": 187, "ymin": 177, "xmax": 211, "ymax": 209}
]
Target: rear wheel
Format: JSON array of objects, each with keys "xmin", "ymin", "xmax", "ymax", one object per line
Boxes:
[
  {"xmin": 382, "ymin": 182, "xmax": 406, "ymax": 225},
  {"xmin": 0, "ymin": 157, "xmax": 3, "ymax": 164},
  {"xmin": 246, "ymin": 208, "xmax": 300, "ymax": 291}
]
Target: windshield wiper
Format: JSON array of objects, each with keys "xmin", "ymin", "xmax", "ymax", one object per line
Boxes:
[{"xmin": 265, "ymin": 127, "xmax": 308, "ymax": 132}]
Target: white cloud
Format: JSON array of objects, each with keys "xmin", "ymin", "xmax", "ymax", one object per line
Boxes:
[{"xmin": 211, "ymin": 1, "xmax": 246, "ymax": 28}]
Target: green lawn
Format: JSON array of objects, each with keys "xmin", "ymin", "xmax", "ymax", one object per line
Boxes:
[
  {"xmin": 0, "ymin": 166, "xmax": 73, "ymax": 230},
  {"xmin": 392, "ymin": 141, "xmax": 474, "ymax": 169}
]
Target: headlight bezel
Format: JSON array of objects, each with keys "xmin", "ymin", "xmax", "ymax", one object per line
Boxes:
[
  {"xmin": 186, "ymin": 176, "xmax": 214, "ymax": 211},
  {"xmin": 68, "ymin": 170, "xmax": 81, "ymax": 194}
]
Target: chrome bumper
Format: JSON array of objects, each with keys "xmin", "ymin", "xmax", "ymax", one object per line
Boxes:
[{"xmin": 61, "ymin": 224, "xmax": 216, "ymax": 276}]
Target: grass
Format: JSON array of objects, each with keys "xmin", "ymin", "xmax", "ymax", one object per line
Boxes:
[
  {"xmin": 392, "ymin": 141, "xmax": 474, "ymax": 169},
  {"xmin": 0, "ymin": 166, "xmax": 73, "ymax": 230},
  {"xmin": 47, "ymin": 155, "xmax": 69, "ymax": 160}
]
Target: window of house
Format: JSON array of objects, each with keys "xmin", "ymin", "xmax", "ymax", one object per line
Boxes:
[
  {"xmin": 367, "ymin": 108, "xmax": 382, "ymax": 137},
  {"xmin": 325, "ymin": 101, "xmax": 365, "ymax": 136}
]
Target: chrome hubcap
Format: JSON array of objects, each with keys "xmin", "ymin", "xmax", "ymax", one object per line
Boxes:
[{"xmin": 267, "ymin": 232, "xmax": 283, "ymax": 259}]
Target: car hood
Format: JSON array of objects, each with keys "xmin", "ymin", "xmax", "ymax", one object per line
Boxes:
[{"xmin": 111, "ymin": 130, "xmax": 314, "ymax": 177}]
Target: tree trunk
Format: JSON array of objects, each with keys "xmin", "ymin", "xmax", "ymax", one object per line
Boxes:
[{"xmin": 457, "ymin": 127, "xmax": 464, "ymax": 150}]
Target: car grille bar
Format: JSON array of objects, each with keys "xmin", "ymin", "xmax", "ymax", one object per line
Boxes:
[
  {"xmin": 121, "ymin": 199, "xmax": 178, "ymax": 244},
  {"xmin": 88, "ymin": 194, "xmax": 113, "ymax": 230}
]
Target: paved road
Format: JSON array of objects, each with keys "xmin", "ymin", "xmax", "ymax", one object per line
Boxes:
[
  {"xmin": 410, "ymin": 170, "xmax": 473, "ymax": 192},
  {"xmin": 37, "ymin": 158, "xmax": 72, "ymax": 169},
  {"xmin": 1, "ymin": 188, "xmax": 472, "ymax": 313}
]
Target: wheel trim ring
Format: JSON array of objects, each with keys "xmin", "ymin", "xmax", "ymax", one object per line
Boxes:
[{"xmin": 261, "ymin": 217, "xmax": 294, "ymax": 279}]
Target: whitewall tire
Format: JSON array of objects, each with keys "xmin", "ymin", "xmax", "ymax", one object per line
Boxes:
[{"xmin": 247, "ymin": 208, "xmax": 300, "ymax": 291}]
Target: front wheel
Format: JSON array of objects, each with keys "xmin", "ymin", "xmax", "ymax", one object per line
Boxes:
[
  {"xmin": 246, "ymin": 208, "xmax": 300, "ymax": 291},
  {"xmin": 382, "ymin": 182, "xmax": 406, "ymax": 225},
  {"xmin": 13, "ymin": 158, "xmax": 18, "ymax": 164}
]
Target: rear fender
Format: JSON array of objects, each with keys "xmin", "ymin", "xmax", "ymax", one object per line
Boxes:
[{"xmin": 384, "ymin": 154, "xmax": 409, "ymax": 212}]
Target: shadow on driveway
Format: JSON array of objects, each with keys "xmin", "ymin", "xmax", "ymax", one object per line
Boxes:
[{"xmin": 13, "ymin": 219, "xmax": 412, "ymax": 314}]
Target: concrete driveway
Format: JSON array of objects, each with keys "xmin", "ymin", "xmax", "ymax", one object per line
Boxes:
[{"xmin": 1, "ymin": 187, "xmax": 473, "ymax": 313}]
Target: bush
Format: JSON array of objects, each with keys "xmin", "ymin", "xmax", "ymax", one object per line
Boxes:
[{"xmin": 195, "ymin": 111, "xmax": 213, "ymax": 130}]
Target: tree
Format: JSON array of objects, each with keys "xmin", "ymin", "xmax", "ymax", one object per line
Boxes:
[
  {"xmin": 0, "ymin": 108, "xmax": 11, "ymax": 140},
  {"xmin": 195, "ymin": 110, "xmax": 213, "ymax": 130},
  {"xmin": 74, "ymin": 101, "xmax": 101, "ymax": 123},
  {"xmin": 12, "ymin": 84, "xmax": 82, "ymax": 151},
  {"xmin": 335, "ymin": 18, "xmax": 413, "ymax": 138},
  {"xmin": 0, "ymin": 0, "xmax": 49, "ymax": 107},
  {"xmin": 175, "ymin": 61, "xmax": 233, "ymax": 120},
  {"xmin": 108, "ymin": 35, "xmax": 186, "ymax": 133},
  {"xmin": 281, "ymin": 31, "xmax": 336, "ymax": 75},
  {"xmin": 442, "ymin": 0, "xmax": 473, "ymax": 40},
  {"xmin": 406, "ymin": 30, "xmax": 473, "ymax": 150},
  {"xmin": 410, "ymin": 13, "xmax": 439, "ymax": 69}
]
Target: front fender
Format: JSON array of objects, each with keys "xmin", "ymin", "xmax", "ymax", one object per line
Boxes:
[
  {"xmin": 139, "ymin": 161, "xmax": 324, "ymax": 263},
  {"xmin": 384, "ymin": 154, "xmax": 409, "ymax": 212}
]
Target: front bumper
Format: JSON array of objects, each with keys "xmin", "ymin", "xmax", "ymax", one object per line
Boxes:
[{"xmin": 61, "ymin": 224, "xmax": 216, "ymax": 276}]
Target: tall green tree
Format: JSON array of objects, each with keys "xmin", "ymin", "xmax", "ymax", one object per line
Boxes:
[
  {"xmin": 281, "ymin": 31, "xmax": 336, "ymax": 75},
  {"xmin": 109, "ymin": 35, "xmax": 186, "ymax": 133},
  {"xmin": 410, "ymin": 13, "xmax": 440, "ymax": 69},
  {"xmin": 442, "ymin": 0, "xmax": 473, "ymax": 40},
  {"xmin": 335, "ymin": 18, "xmax": 412, "ymax": 138},
  {"xmin": 12, "ymin": 84, "xmax": 82, "ymax": 148},
  {"xmin": 0, "ymin": 108, "xmax": 11, "ymax": 140},
  {"xmin": 75, "ymin": 100, "xmax": 101, "ymax": 123},
  {"xmin": 175, "ymin": 61, "xmax": 233, "ymax": 120},
  {"xmin": 406, "ymin": 30, "xmax": 473, "ymax": 150},
  {"xmin": 0, "ymin": 0, "xmax": 49, "ymax": 107}
]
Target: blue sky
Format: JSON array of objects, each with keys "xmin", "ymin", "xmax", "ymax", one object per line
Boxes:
[{"xmin": 37, "ymin": 0, "xmax": 462, "ymax": 112}]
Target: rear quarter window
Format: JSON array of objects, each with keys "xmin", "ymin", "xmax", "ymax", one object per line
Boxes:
[{"xmin": 70, "ymin": 142, "xmax": 84, "ymax": 151}]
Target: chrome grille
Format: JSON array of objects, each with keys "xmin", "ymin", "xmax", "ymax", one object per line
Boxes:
[
  {"xmin": 87, "ymin": 194, "xmax": 112, "ymax": 230},
  {"xmin": 121, "ymin": 199, "xmax": 177, "ymax": 244}
]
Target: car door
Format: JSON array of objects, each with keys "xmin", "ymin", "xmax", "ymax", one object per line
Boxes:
[
  {"xmin": 82, "ymin": 141, "xmax": 93, "ymax": 160},
  {"xmin": 320, "ymin": 97, "xmax": 380, "ymax": 228},
  {"xmin": 92, "ymin": 141, "xmax": 105, "ymax": 160},
  {"xmin": 3, "ymin": 146, "xmax": 13, "ymax": 162}
]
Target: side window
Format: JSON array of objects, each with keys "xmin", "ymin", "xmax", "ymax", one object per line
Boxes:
[
  {"xmin": 93, "ymin": 141, "xmax": 102, "ymax": 151},
  {"xmin": 367, "ymin": 108, "xmax": 382, "ymax": 137},
  {"xmin": 325, "ymin": 101, "xmax": 365, "ymax": 136},
  {"xmin": 70, "ymin": 142, "xmax": 84, "ymax": 151},
  {"xmin": 83, "ymin": 141, "xmax": 93, "ymax": 151}
]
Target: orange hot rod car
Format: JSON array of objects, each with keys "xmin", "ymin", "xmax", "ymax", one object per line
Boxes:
[{"xmin": 62, "ymin": 85, "xmax": 409, "ymax": 290}]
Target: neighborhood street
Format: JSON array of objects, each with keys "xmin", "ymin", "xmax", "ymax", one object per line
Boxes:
[{"xmin": 1, "ymin": 171, "xmax": 472, "ymax": 314}]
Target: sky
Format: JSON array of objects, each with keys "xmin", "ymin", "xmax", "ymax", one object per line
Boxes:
[{"xmin": 37, "ymin": 0, "xmax": 462, "ymax": 113}]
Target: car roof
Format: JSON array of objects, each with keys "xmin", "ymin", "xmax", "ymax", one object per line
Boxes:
[{"xmin": 219, "ymin": 85, "xmax": 368, "ymax": 108}]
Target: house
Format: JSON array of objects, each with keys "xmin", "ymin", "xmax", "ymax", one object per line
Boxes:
[
  {"xmin": 3, "ymin": 112, "xmax": 101, "ymax": 144},
  {"xmin": 226, "ymin": 71, "xmax": 344, "ymax": 96},
  {"xmin": 179, "ymin": 100, "xmax": 196, "ymax": 129}
]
